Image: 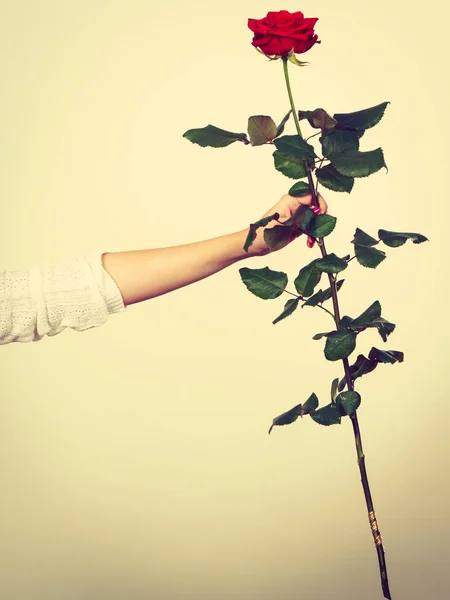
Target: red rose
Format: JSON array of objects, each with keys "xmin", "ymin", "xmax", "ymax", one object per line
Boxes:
[{"xmin": 248, "ymin": 10, "xmax": 320, "ymax": 57}]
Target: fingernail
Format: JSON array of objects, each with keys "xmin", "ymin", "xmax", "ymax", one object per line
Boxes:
[{"xmin": 312, "ymin": 206, "xmax": 321, "ymax": 215}]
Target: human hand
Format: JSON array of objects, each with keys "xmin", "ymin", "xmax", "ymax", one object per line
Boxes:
[{"xmin": 249, "ymin": 192, "xmax": 328, "ymax": 256}]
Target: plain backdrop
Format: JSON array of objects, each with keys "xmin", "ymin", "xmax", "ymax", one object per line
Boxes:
[{"xmin": 1, "ymin": 1, "xmax": 448, "ymax": 599}]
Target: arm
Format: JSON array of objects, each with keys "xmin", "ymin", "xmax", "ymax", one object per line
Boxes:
[
  {"xmin": 0, "ymin": 193, "xmax": 326, "ymax": 345},
  {"xmin": 102, "ymin": 229, "xmax": 252, "ymax": 306},
  {"xmin": 102, "ymin": 193, "xmax": 327, "ymax": 307}
]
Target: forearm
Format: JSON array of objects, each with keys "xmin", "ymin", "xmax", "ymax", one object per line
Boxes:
[{"xmin": 101, "ymin": 228, "xmax": 254, "ymax": 306}]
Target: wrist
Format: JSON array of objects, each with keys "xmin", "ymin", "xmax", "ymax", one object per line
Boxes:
[{"xmin": 232, "ymin": 228, "xmax": 268, "ymax": 261}]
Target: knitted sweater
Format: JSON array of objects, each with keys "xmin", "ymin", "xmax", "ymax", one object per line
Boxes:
[{"xmin": 0, "ymin": 253, "xmax": 126, "ymax": 345}]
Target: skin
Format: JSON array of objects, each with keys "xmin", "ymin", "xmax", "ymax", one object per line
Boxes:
[{"xmin": 101, "ymin": 193, "xmax": 327, "ymax": 307}]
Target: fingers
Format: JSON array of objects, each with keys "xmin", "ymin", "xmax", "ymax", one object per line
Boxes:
[
  {"xmin": 261, "ymin": 191, "xmax": 328, "ymax": 221},
  {"xmin": 289, "ymin": 192, "xmax": 328, "ymax": 215},
  {"xmin": 306, "ymin": 195, "xmax": 326, "ymax": 248},
  {"xmin": 295, "ymin": 194, "xmax": 325, "ymax": 249},
  {"xmin": 317, "ymin": 193, "xmax": 328, "ymax": 214}
]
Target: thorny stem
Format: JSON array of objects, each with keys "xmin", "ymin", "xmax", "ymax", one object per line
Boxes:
[{"xmin": 281, "ymin": 56, "xmax": 392, "ymax": 600}]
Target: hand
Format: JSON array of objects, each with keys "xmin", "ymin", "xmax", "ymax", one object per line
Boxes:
[{"xmin": 250, "ymin": 192, "xmax": 328, "ymax": 256}]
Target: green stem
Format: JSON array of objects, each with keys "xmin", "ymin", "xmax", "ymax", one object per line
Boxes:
[
  {"xmin": 316, "ymin": 304, "xmax": 335, "ymax": 320},
  {"xmin": 281, "ymin": 56, "xmax": 392, "ymax": 600},
  {"xmin": 283, "ymin": 289, "xmax": 303, "ymax": 299},
  {"xmin": 282, "ymin": 57, "xmax": 318, "ymax": 209},
  {"xmin": 282, "ymin": 57, "xmax": 304, "ymax": 138}
]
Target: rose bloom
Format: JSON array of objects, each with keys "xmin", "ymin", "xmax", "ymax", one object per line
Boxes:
[{"xmin": 248, "ymin": 10, "xmax": 320, "ymax": 57}]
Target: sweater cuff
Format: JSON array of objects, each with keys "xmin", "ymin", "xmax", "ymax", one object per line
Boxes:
[{"xmin": 87, "ymin": 253, "xmax": 126, "ymax": 315}]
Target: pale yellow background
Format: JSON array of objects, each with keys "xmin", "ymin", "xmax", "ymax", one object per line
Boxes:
[{"xmin": 0, "ymin": 1, "xmax": 448, "ymax": 599}]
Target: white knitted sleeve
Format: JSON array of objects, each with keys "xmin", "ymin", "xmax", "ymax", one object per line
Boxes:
[{"xmin": 0, "ymin": 253, "xmax": 126, "ymax": 345}]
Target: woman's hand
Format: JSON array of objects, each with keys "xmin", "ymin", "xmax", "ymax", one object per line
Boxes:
[{"xmin": 248, "ymin": 192, "xmax": 328, "ymax": 256}]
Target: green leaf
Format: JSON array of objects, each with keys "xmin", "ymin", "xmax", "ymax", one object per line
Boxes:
[
  {"xmin": 367, "ymin": 318, "xmax": 396, "ymax": 342},
  {"xmin": 276, "ymin": 110, "xmax": 292, "ymax": 138},
  {"xmin": 333, "ymin": 102, "xmax": 390, "ymax": 131},
  {"xmin": 331, "ymin": 378, "xmax": 339, "ymax": 402},
  {"xmin": 264, "ymin": 225, "xmax": 295, "ymax": 251},
  {"xmin": 350, "ymin": 301, "xmax": 382, "ymax": 329},
  {"xmin": 273, "ymin": 150, "xmax": 308, "ymax": 179},
  {"xmin": 294, "ymin": 260, "xmax": 322, "ymax": 297},
  {"xmin": 183, "ymin": 125, "xmax": 249, "ymax": 147},
  {"xmin": 268, "ymin": 393, "xmax": 319, "ymax": 433},
  {"xmin": 282, "ymin": 204, "xmax": 311, "ymax": 228},
  {"xmin": 320, "ymin": 129, "xmax": 363, "ymax": 159},
  {"xmin": 272, "ymin": 297, "xmax": 301, "ymax": 325},
  {"xmin": 302, "ymin": 393, "xmax": 319, "ymax": 414},
  {"xmin": 303, "ymin": 280, "xmax": 344, "ymax": 307},
  {"xmin": 316, "ymin": 164, "xmax": 354, "ymax": 193},
  {"xmin": 298, "ymin": 108, "xmax": 338, "ymax": 131},
  {"xmin": 378, "ymin": 229, "xmax": 429, "ymax": 247},
  {"xmin": 339, "ymin": 347, "xmax": 404, "ymax": 390},
  {"xmin": 273, "ymin": 135, "xmax": 316, "ymax": 159},
  {"xmin": 313, "ymin": 330, "xmax": 334, "ymax": 341},
  {"xmin": 351, "ymin": 228, "xmax": 379, "ymax": 247},
  {"xmin": 368, "ymin": 347, "xmax": 404, "ymax": 363},
  {"xmin": 243, "ymin": 230, "xmax": 257, "ymax": 254},
  {"xmin": 307, "ymin": 214, "xmax": 337, "ymax": 238},
  {"xmin": 288, "ymin": 181, "xmax": 310, "ymax": 197},
  {"xmin": 244, "ymin": 212, "xmax": 280, "ymax": 253},
  {"xmin": 247, "ymin": 115, "xmax": 277, "ymax": 146},
  {"xmin": 331, "ymin": 148, "xmax": 387, "ymax": 178},
  {"xmin": 252, "ymin": 213, "xmax": 280, "ymax": 229},
  {"xmin": 310, "ymin": 403, "xmax": 341, "ymax": 426},
  {"xmin": 324, "ymin": 329, "xmax": 357, "ymax": 361},
  {"xmin": 350, "ymin": 354, "xmax": 378, "ymax": 379},
  {"xmin": 348, "ymin": 302, "xmax": 395, "ymax": 341},
  {"xmin": 339, "ymin": 316, "xmax": 353, "ymax": 328},
  {"xmin": 295, "ymin": 206, "xmax": 316, "ymax": 231},
  {"xmin": 239, "ymin": 267, "xmax": 288, "ymax": 300},
  {"xmin": 336, "ymin": 391, "xmax": 361, "ymax": 416},
  {"xmin": 282, "ymin": 205, "xmax": 317, "ymax": 238},
  {"xmin": 268, "ymin": 403, "xmax": 303, "ymax": 434},
  {"xmin": 315, "ymin": 254, "xmax": 348, "ymax": 274},
  {"xmin": 354, "ymin": 244, "xmax": 386, "ymax": 268},
  {"xmin": 338, "ymin": 355, "xmax": 376, "ymax": 391}
]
